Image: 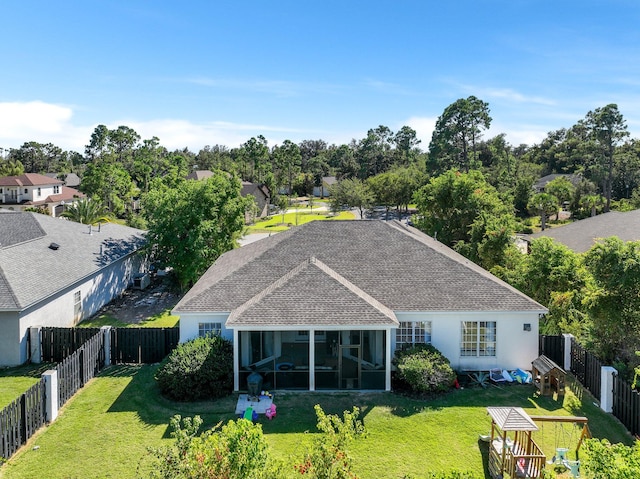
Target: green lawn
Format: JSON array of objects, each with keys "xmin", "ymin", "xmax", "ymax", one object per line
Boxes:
[
  {"xmin": 0, "ymin": 367, "xmax": 632, "ymax": 479},
  {"xmin": 247, "ymin": 210, "xmax": 355, "ymax": 233},
  {"xmin": 76, "ymin": 309, "xmax": 179, "ymax": 328},
  {"xmin": 0, "ymin": 364, "xmax": 54, "ymax": 409}
]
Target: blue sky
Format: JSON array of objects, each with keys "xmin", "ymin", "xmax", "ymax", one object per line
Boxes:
[{"xmin": 1, "ymin": 1, "xmax": 640, "ymax": 153}]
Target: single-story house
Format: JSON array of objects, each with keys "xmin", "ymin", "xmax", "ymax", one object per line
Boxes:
[
  {"xmin": 173, "ymin": 220, "xmax": 546, "ymax": 392},
  {"xmin": 533, "ymin": 173, "xmax": 582, "ymax": 193},
  {"xmin": 45, "ymin": 172, "xmax": 81, "ymax": 188},
  {"xmin": 0, "ymin": 172, "xmax": 85, "ymax": 217},
  {"xmin": 312, "ymin": 176, "xmax": 337, "ymax": 198},
  {"xmin": 524, "ymin": 208, "xmax": 640, "ymax": 253},
  {"xmin": 241, "ymin": 181, "xmax": 270, "ymax": 221},
  {"xmin": 0, "ymin": 211, "xmax": 146, "ymax": 366}
]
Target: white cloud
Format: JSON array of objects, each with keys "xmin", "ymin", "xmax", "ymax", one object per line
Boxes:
[
  {"xmin": 403, "ymin": 116, "xmax": 438, "ymax": 146},
  {"xmin": 0, "ymin": 101, "xmax": 91, "ymax": 151}
]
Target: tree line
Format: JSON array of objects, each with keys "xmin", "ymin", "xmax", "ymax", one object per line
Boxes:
[{"xmin": 2, "ymin": 98, "xmax": 639, "ymax": 373}]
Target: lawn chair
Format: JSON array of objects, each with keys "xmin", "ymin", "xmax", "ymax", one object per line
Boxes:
[{"xmin": 265, "ymin": 403, "xmax": 277, "ymax": 420}]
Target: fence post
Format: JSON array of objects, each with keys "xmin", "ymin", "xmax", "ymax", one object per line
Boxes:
[
  {"xmin": 43, "ymin": 369, "xmax": 59, "ymax": 422},
  {"xmin": 101, "ymin": 326, "xmax": 112, "ymax": 367},
  {"xmin": 600, "ymin": 366, "xmax": 617, "ymax": 413},
  {"xmin": 562, "ymin": 333, "xmax": 573, "ymax": 371},
  {"xmin": 30, "ymin": 326, "xmax": 42, "ymax": 364}
]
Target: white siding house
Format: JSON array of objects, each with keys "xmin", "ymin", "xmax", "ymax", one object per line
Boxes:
[
  {"xmin": 0, "ymin": 211, "xmax": 146, "ymax": 365},
  {"xmin": 174, "ymin": 221, "xmax": 546, "ymax": 392}
]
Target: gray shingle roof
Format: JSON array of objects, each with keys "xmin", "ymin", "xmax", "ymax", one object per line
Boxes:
[
  {"xmin": 174, "ymin": 221, "xmax": 545, "ymax": 323},
  {"xmin": 525, "ymin": 209, "xmax": 640, "ymax": 252},
  {"xmin": 0, "ymin": 212, "xmax": 145, "ymax": 311}
]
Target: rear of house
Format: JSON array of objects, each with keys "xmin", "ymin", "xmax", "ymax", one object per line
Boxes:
[{"xmin": 174, "ymin": 220, "xmax": 546, "ymax": 391}]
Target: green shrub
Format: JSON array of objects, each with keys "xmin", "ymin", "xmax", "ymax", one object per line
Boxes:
[
  {"xmin": 393, "ymin": 344, "xmax": 456, "ymax": 394},
  {"xmin": 145, "ymin": 415, "xmax": 288, "ymax": 479},
  {"xmin": 155, "ymin": 335, "xmax": 233, "ymax": 401}
]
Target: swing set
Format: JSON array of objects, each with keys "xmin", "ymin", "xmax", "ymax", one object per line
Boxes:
[
  {"xmin": 486, "ymin": 407, "xmax": 591, "ymax": 479},
  {"xmin": 529, "ymin": 415, "xmax": 591, "ymax": 478}
]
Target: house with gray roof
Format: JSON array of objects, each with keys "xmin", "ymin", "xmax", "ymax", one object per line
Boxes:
[
  {"xmin": 313, "ymin": 176, "xmax": 337, "ymax": 198},
  {"xmin": 173, "ymin": 220, "xmax": 546, "ymax": 392},
  {"xmin": 525, "ymin": 209, "xmax": 640, "ymax": 253},
  {"xmin": 0, "ymin": 211, "xmax": 146, "ymax": 365}
]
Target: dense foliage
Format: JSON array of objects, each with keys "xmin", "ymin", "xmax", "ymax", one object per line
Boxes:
[
  {"xmin": 155, "ymin": 335, "xmax": 233, "ymax": 401},
  {"xmin": 582, "ymin": 438, "xmax": 640, "ymax": 479},
  {"xmin": 393, "ymin": 344, "xmax": 456, "ymax": 394},
  {"xmin": 145, "ymin": 405, "xmax": 366, "ymax": 479},
  {"xmin": 143, "ymin": 172, "xmax": 250, "ymax": 289}
]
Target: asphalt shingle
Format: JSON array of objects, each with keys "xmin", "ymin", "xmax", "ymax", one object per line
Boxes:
[
  {"xmin": 0, "ymin": 212, "xmax": 145, "ymax": 311},
  {"xmin": 174, "ymin": 221, "xmax": 545, "ymax": 320}
]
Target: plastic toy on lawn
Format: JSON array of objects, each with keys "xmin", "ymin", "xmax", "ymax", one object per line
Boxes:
[
  {"xmin": 265, "ymin": 403, "xmax": 277, "ymax": 420},
  {"xmin": 242, "ymin": 406, "xmax": 259, "ymax": 422}
]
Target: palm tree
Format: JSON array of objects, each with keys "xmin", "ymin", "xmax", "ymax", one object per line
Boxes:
[
  {"xmin": 61, "ymin": 198, "xmax": 110, "ymax": 226},
  {"xmin": 527, "ymin": 193, "xmax": 558, "ymax": 231}
]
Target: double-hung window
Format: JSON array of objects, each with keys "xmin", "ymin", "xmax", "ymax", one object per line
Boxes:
[
  {"xmin": 397, "ymin": 321, "xmax": 432, "ymax": 348},
  {"xmin": 461, "ymin": 321, "xmax": 496, "ymax": 357},
  {"xmin": 198, "ymin": 322, "xmax": 222, "ymax": 337}
]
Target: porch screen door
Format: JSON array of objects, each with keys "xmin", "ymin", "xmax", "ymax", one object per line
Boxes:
[{"xmin": 339, "ymin": 345, "xmax": 360, "ymax": 389}]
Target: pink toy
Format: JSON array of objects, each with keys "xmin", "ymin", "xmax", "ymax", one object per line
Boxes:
[{"xmin": 265, "ymin": 403, "xmax": 277, "ymax": 420}]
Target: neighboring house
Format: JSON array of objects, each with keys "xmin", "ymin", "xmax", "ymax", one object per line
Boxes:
[
  {"xmin": 186, "ymin": 170, "xmax": 215, "ymax": 181},
  {"xmin": 173, "ymin": 221, "xmax": 546, "ymax": 392},
  {"xmin": 524, "ymin": 208, "xmax": 640, "ymax": 253},
  {"xmin": 186, "ymin": 170, "xmax": 271, "ymax": 222},
  {"xmin": 0, "ymin": 173, "xmax": 85, "ymax": 217},
  {"xmin": 241, "ymin": 181, "xmax": 270, "ymax": 220},
  {"xmin": 45, "ymin": 172, "xmax": 81, "ymax": 188},
  {"xmin": 533, "ymin": 173, "xmax": 582, "ymax": 193},
  {"xmin": 313, "ymin": 176, "xmax": 337, "ymax": 198},
  {"xmin": 0, "ymin": 211, "xmax": 146, "ymax": 366}
]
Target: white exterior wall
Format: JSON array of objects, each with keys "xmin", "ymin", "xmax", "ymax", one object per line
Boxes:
[
  {"xmin": 0, "ymin": 311, "xmax": 21, "ymax": 367},
  {"xmin": 179, "ymin": 312, "xmax": 233, "ymax": 342},
  {"xmin": 394, "ymin": 311, "xmax": 540, "ymax": 371},
  {"xmin": 2, "ymin": 252, "xmax": 145, "ymax": 366}
]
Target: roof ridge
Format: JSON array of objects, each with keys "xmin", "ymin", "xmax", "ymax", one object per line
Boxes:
[
  {"xmin": 227, "ymin": 256, "xmax": 398, "ymax": 325},
  {"xmin": 311, "ymin": 256, "xmax": 397, "ymax": 322},
  {"xmin": 227, "ymin": 257, "xmax": 311, "ymax": 323},
  {"xmin": 0, "ymin": 264, "xmax": 22, "ymax": 309},
  {"xmin": 384, "ymin": 220, "xmax": 547, "ymax": 311}
]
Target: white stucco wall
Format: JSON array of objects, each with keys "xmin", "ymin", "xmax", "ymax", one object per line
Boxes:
[
  {"xmin": 0, "ymin": 311, "xmax": 21, "ymax": 367},
  {"xmin": 394, "ymin": 311, "xmax": 540, "ymax": 372},
  {"xmin": 178, "ymin": 312, "xmax": 233, "ymax": 343},
  {"xmin": 2, "ymin": 252, "xmax": 146, "ymax": 366}
]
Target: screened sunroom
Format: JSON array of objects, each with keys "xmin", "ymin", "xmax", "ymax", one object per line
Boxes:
[{"xmin": 235, "ymin": 328, "xmax": 391, "ymax": 391}]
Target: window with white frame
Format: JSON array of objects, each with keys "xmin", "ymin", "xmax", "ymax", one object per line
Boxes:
[
  {"xmin": 396, "ymin": 321, "xmax": 432, "ymax": 348},
  {"xmin": 37, "ymin": 187, "xmax": 41, "ymax": 197},
  {"xmin": 461, "ymin": 321, "xmax": 496, "ymax": 357},
  {"xmin": 53, "ymin": 185, "xmax": 60, "ymax": 194},
  {"xmin": 73, "ymin": 290, "xmax": 82, "ymax": 317},
  {"xmin": 198, "ymin": 322, "xmax": 222, "ymax": 337}
]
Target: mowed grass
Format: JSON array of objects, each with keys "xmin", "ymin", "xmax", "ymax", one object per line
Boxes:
[
  {"xmin": 1, "ymin": 367, "xmax": 632, "ymax": 479},
  {"xmin": 0, "ymin": 364, "xmax": 54, "ymax": 409},
  {"xmin": 76, "ymin": 309, "xmax": 179, "ymax": 328},
  {"xmin": 247, "ymin": 210, "xmax": 355, "ymax": 233}
]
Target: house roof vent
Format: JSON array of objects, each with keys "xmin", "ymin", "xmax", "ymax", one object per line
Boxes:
[{"xmin": 49, "ymin": 242, "xmax": 60, "ymax": 250}]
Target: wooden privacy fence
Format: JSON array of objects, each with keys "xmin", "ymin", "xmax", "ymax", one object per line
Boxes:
[
  {"xmin": 56, "ymin": 331, "xmax": 105, "ymax": 405},
  {"xmin": 110, "ymin": 327, "xmax": 179, "ymax": 364},
  {"xmin": 612, "ymin": 373, "xmax": 640, "ymax": 437},
  {"xmin": 570, "ymin": 337, "xmax": 602, "ymax": 400},
  {"xmin": 0, "ymin": 378, "xmax": 47, "ymax": 460},
  {"xmin": 39, "ymin": 326, "xmax": 179, "ymax": 365},
  {"xmin": 41, "ymin": 327, "xmax": 101, "ymax": 362},
  {"xmin": 538, "ymin": 335, "xmax": 564, "ymax": 367}
]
